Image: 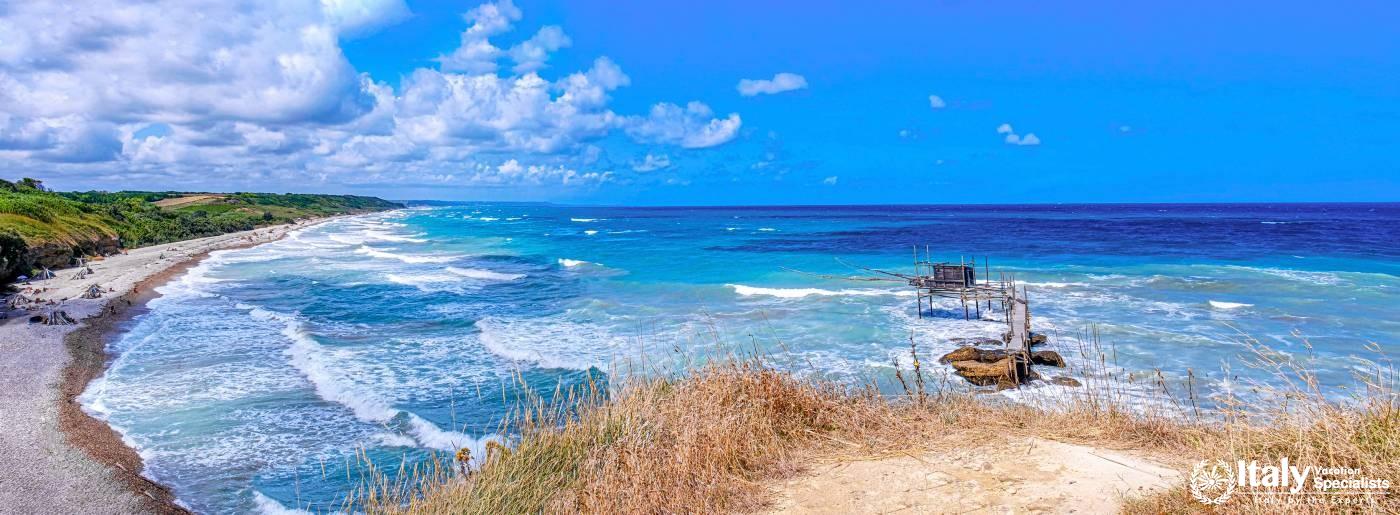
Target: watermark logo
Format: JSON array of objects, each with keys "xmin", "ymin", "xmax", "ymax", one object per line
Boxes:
[
  {"xmin": 1190, "ymin": 457, "xmax": 1391, "ymax": 508},
  {"xmin": 1190, "ymin": 460, "xmax": 1236, "ymax": 505}
]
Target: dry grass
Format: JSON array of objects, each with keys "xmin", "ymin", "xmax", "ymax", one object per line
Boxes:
[{"xmin": 351, "ymin": 335, "xmax": 1396, "ymax": 514}]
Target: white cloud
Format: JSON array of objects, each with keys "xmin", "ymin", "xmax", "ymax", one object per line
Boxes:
[
  {"xmin": 509, "ymin": 26, "xmax": 571, "ymax": 73},
  {"xmin": 928, "ymin": 95, "xmax": 946, "ymax": 109},
  {"xmin": 822, "ymin": 176, "xmax": 838, "ymax": 185},
  {"xmin": 0, "ymin": 0, "xmax": 744, "ymax": 193},
  {"xmin": 437, "ymin": 0, "xmax": 523, "ymax": 74},
  {"xmin": 628, "ymin": 102, "xmax": 742, "ymax": 149},
  {"xmin": 632, "ymin": 153, "xmax": 671, "ymax": 172},
  {"xmin": 0, "ymin": 0, "xmax": 741, "ymax": 192},
  {"xmin": 997, "ymin": 123, "xmax": 1040, "ymax": 146},
  {"xmin": 321, "ymin": 0, "xmax": 411, "ymax": 37},
  {"xmin": 737, "ymin": 72, "xmax": 807, "ymax": 96}
]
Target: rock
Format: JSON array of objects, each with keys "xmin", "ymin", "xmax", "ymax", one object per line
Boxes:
[
  {"xmin": 1030, "ymin": 350, "xmax": 1065, "ymax": 367},
  {"xmin": 949, "ymin": 357, "xmax": 1037, "ymax": 389},
  {"xmin": 939, "ymin": 346, "xmax": 1010, "ymax": 364},
  {"xmin": 1049, "ymin": 376, "xmax": 1082, "ymax": 387}
]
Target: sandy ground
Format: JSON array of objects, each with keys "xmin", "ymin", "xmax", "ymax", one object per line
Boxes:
[
  {"xmin": 766, "ymin": 437, "xmax": 1180, "ymax": 514},
  {"xmin": 0, "ymin": 221, "xmax": 313, "ymax": 514}
]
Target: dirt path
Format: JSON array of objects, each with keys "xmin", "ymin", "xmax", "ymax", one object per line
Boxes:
[{"xmin": 766, "ymin": 437, "xmax": 1180, "ymax": 514}]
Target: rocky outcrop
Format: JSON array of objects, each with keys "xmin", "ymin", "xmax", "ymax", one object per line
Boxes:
[
  {"xmin": 940, "ymin": 346, "xmax": 1068, "ymax": 389},
  {"xmin": 939, "ymin": 346, "xmax": 1008, "ymax": 364},
  {"xmin": 1049, "ymin": 376, "xmax": 1082, "ymax": 387},
  {"xmin": 948, "ymin": 357, "xmax": 1037, "ymax": 389},
  {"xmin": 24, "ymin": 234, "xmax": 121, "ymax": 270}
]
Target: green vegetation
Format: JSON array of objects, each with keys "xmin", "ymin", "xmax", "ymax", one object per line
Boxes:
[{"xmin": 0, "ymin": 178, "xmax": 401, "ymax": 283}]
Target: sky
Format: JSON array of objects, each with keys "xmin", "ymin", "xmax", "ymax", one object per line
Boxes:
[{"xmin": 1, "ymin": 0, "xmax": 1397, "ymax": 204}]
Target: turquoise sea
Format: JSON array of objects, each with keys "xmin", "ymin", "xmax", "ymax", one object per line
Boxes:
[{"xmin": 80, "ymin": 203, "xmax": 1398, "ymax": 513}]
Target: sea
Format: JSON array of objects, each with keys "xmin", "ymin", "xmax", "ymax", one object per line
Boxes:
[{"xmin": 79, "ymin": 203, "xmax": 1399, "ymax": 513}]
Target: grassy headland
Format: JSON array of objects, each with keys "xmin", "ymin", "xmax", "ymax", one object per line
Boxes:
[
  {"xmin": 0, "ymin": 178, "xmax": 400, "ymax": 283},
  {"xmin": 356, "ymin": 340, "xmax": 1396, "ymax": 514}
]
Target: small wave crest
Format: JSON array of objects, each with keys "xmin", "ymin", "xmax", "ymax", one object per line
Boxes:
[
  {"xmin": 477, "ymin": 316, "xmax": 635, "ymax": 371},
  {"xmin": 727, "ymin": 284, "xmax": 914, "ymax": 299},
  {"xmin": 1208, "ymin": 300, "xmax": 1253, "ymax": 310},
  {"xmin": 355, "ymin": 245, "xmax": 459, "ymax": 264},
  {"xmin": 446, "ymin": 266, "xmax": 524, "ymax": 281}
]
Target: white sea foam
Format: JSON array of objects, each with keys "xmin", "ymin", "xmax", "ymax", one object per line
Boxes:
[
  {"xmin": 728, "ymin": 284, "xmax": 915, "ymax": 299},
  {"xmin": 558, "ymin": 258, "xmax": 591, "ymax": 267},
  {"xmin": 1223, "ymin": 265, "xmax": 1345, "ymax": 286},
  {"xmin": 446, "ymin": 266, "xmax": 524, "ymax": 281},
  {"xmin": 758, "ymin": 227, "xmax": 777, "ymax": 232},
  {"xmin": 250, "ymin": 307, "xmax": 398, "ymax": 423},
  {"xmin": 385, "ymin": 272, "xmax": 465, "ymax": 287},
  {"xmin": 477, "ymin": 316, "xmax": 637, "ymax": 371},
  {"xmin": 570, "ymin": 218, "xmax": 599, "ymax": 222},
  {"xmin": 372, "ymin": 432, "xmax": 417, "ymax": 448},
  {"xmin": 1021, "ymin": 281, "xmax": 1088, "ymax": 289},
  {"xmin": 365, "ymin": 230, "xmax": 427, "ymax": 243},
  {"xmin": 1208, "ymin": 300, "xmax": 1253, "ymax": 310},
  {"xmin": 253, "ymin": 491, "xmax": 313, "ymax": 515},
  {"xmin": 583, "ymin": 230, "xmax": 598, "ymax": 236},
  {"xmin": 477, "ymin": 217, "xmax": 499, "ymax": 222},
  {"xmin": 355, "ymin": 245, "xmax": 459, "ymax": 264},
  {"xmin": 327, "ymin": 234, "xmax": 366, "ymax": 245},
  {"xmin": 248, "ymin": 305, "xmax": 497, "ymax": 455}
]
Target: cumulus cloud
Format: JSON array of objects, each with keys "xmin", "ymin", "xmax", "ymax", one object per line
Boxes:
[
  {"xmin": 928, "ymin": 95, "xmax": 946, "ymax": 109},
  {"xmin": 997, "ymin": 123, "xmax": 1039, "ymax": 146},
  {"xmin": 628, "ymin": 102, "xmax": 742, "ymax": 149},
  {"xmin": 509, "ymin": 26, "xmax": 571, "ymax": 73},
  {"xmin": 0, "ymin": 0, "xmax": 742, "ymax": 192},
  {"xmin": 632, "ymin": 153, "xmax": 671, "ymax": 172},
  {"xmin": 737, "ymin": 72, "xmax": 807, "ymax": 96},
  {"xmin": 437, "ymin": 0, "xmax": 522, "ymax": 73},
  {"xmin": 321, "ymin": 0, "xmax": 412, "ymax": 37}
]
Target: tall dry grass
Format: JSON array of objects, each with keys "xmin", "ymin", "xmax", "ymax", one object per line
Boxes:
[{"xmin": 349, "ymin": 332, "xmax": 1396, "ymax": 514}]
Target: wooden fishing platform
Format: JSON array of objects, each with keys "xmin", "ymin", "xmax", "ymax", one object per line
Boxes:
[{"xmin": 795, "ymin": 247, "xmax": 1052, "ymax": 387}]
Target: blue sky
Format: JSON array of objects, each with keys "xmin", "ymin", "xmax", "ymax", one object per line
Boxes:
[{"xmin": 2, "ymin": 1, "xmax": 1396, "ymax": 204}]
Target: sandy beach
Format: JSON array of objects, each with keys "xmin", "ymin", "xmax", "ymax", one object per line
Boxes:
[{"xmin": 0, "ymin": 221, "xmax": 318, "ymax": 514}]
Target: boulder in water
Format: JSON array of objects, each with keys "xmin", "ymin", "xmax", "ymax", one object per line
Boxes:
[
  {"xmin": 1049, "ymin": 376, "xmax": 1082, "ymax": 387},
  {"xmin": 949, "ymin": 357, "xmax": 1037, "ymax": 389},
  {"xmin": 1030, "ymin": 350, "xmax": 1065, "ymax": 367},
  {"xmin": 939, "ymin": 346, "xmax": 1009, "ymax": 364}
]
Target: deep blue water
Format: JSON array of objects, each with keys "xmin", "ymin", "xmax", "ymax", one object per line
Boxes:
[{"xmin": 81, "ymin": 203, "xmax": 1399, "ymax": 513}]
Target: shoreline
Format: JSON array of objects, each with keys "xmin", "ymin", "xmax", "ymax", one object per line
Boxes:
[
  {"xmin": 0, "ymin": 215, "xmax": 353, "ymax": 513},
  {"xmin": 60, "ymin": 256, "xmax": 207, "ymax": 514}
]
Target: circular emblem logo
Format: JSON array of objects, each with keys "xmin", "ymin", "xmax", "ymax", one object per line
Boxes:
[{"xmin": 1190, "ymin": 459, "xmax": 1236, "ymax": 505}]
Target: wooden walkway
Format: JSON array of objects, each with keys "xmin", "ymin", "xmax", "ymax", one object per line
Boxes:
[{"xmin": 1007, "ymin": 289, "xmax": 1030, "ymax": 354}]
